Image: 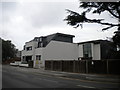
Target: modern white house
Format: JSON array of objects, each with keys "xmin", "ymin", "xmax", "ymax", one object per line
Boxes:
[
  {"xmin": 78, "ymin": 40, "xmax": 116, "ymax": 60},
  {"xmin": 21, "ymin": 33, "xmax": 116, "ymax": 69}
]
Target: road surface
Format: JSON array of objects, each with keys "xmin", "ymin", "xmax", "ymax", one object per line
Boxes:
[{"xmin": 2, "ymin": 65, "xmax": 120, "ymax": 89}]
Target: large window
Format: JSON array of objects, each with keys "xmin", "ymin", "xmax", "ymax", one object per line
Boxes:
[
  {"xmin": 38, "ymin": 42, "xmax": 43, "ymax": 48},
  {"xmin": 83, "ymin": 43, "xmax": 92, "ymax": 59},
  {"xmin": 36, "ymin": 55, "xmax": 41, "ymax": 60},
  {"xmin": 26, "ymin": 46, "xmax": 32, "ymax": 51}
]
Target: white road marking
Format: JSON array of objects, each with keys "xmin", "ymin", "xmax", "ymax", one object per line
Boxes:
[{"xmin": 77, "ymin": 85, "xmax": 96, "ymax": 88}]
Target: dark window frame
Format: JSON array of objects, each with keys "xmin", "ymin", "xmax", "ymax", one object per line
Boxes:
[
  {"xmin": 26, "ymin": 46, "xmax": 32, "ymax": 51},
  {"xmin": 83, "ymin": 43, "xmax": 92, "ymax": 59},
  {"xmin": 36, "ymin": 55, "xmax": 41, "ymax": 60}
]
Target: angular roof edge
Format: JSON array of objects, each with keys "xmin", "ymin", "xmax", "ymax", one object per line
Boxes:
[
  {"xmin": 56, "ymin": 33, "xmax": 75, "ymax": 37},
  {"xmin": 46, "ymin": 33, "xmax": 75, "ymax": 38},
  {"xmin": 78, "ymin": 39, "xmax": 111, "ymax": 44},
  {"xmin": 25, "ymin": 33, "xmax": 75, "ymax": 44}
]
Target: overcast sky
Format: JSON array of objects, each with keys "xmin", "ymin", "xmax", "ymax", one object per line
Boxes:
[{"xmin": 0, "ymin": 0, "xmax": 118, "ymax": 50}]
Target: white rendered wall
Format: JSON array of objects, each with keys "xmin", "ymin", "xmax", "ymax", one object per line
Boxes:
[
  {"xmin": 21, "ymin": 41, "xmax": 37, "ymax": 61},
  {"xmin": 43, "ymin": 41, "xmax": 78, "ymax": 62},
  {"xmin": 34, "ymin": 48, "xmax": 44, "ymax": 68}
]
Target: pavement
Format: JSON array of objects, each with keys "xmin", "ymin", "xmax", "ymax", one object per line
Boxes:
[{"xmin": 11, "ymin": 65, "xmax": 120, "ymax": 84}]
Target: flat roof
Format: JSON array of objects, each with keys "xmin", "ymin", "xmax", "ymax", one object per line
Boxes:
[{"xmin": 78, "ymin": 39, "xmax": 109, "ymax": 44}]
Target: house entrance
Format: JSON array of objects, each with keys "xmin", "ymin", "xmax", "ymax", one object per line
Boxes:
[{"xmin": 26, "ymin": 56, "xmax": 32, "ymax": 62}]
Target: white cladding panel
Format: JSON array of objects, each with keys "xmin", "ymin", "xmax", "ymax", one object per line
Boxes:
[
  {"xmin": 43, "ymin": 41, "xmax": 78, "ymax": 60},
  {"xmin": 91, "ymin": 43, "xmax": 94, "ymax": 58},
  {"xmin": 33, "ymin": 48, "xmax": 43, "ymax": 68},
  {"xmin": 22, "ymin": 41, "xmax": 37, "ymax": 56},
  {"xmin": 25, "ymin": 41, "xmax": 37, "ymax": 48},
  {"xmin": 34, "ymin": 48, "xmax": 44, "ymax": 68},
  {"xmin": 21, "ymin": 50, "xmax": 34, "ymax": 56},
  {"xmin": 78, "ymin": 44, "xmax": 83, "ymax": 57},
  {"xmin": 93, "ymin": 44, "xmax": 101, "ymax": 60}
]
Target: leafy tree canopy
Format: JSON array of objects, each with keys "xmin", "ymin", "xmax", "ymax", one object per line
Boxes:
[
  {"xmin": 2, "ymin": 38, "xmax": 17, "ymax": 62},
  {"xmin": 64, "ymin": 1, "xmax": 120, "ymax": 47}
]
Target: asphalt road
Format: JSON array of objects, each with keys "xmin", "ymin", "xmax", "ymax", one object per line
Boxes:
[{"xmin": 2, "ymin": 65, "xmax": 120, "ymax": 89}]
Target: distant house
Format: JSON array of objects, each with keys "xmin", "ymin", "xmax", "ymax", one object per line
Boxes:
[{"xmin": 21, "ymin": 33, "xmax": 117, "ymax": 69}]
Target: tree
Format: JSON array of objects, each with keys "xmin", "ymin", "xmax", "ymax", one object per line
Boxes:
[
  {"xmin": 64, "ymin": 1, "xmax": 120, "ymax": 48},
  {"xmin": 2, "ymin": 39, "xmax": 17, "ymax": 62}
]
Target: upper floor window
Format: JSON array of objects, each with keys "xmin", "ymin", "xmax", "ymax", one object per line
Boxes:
[
  {"xmin": 83, "ymin": 43, "xmax": 92, "ymax": 59},
  {"xmin": 26, "ymin": 46, "xmax": 32, "ymax": 51},
  {"xmin": 38, "ymin": 42, "xmax": 43, "ymax": 48}
]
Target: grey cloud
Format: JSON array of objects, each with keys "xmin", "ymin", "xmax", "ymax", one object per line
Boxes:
[
  {"xmin": 22, "ymin": 2, "xmax": 79, "ymax": 28},
  {"xmin": 2, "ymin": 2, "xmax": 19, "ymax": 24},
  {"xmin": 1, "ymin": 1, "xmax": 115, "ymax": 50},
  {"xmin": 2, "ymin": 2, "xmax": 18, "ymax": 13}
]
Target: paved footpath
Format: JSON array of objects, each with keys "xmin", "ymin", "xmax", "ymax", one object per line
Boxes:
[{"xmin": 8, "ymin": 65, "xmax": 120, "ymax": 84}]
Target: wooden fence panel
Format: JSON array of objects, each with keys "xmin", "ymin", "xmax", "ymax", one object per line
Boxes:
[
  {"xmin": 62, "ymin": 61, "xmax": 73, "ymax": 72},
  {"xmin": 53, "ymin": 61, "xmax": 61, "ymax": 71},
  {"xmin": 45, "ymin": 61, "xmax": 51, "ymax": 70},
  {"xmin": 74, "ymin": 61, "xmax": 86, "ymax": 73},
  {"xmin": 80, "ymin": 60, "xmax": 86, "ymax": 73},
  {"xmin": 108, "ymin": 60, "xmax": 120, "ymax": 74},
  {"xmin": 88, "ymin": 60, "xmax": 107, "ymax": 74},
  {"xmin": 45, "ymin": 60, "xmax": 120, "ymax": 75}
]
